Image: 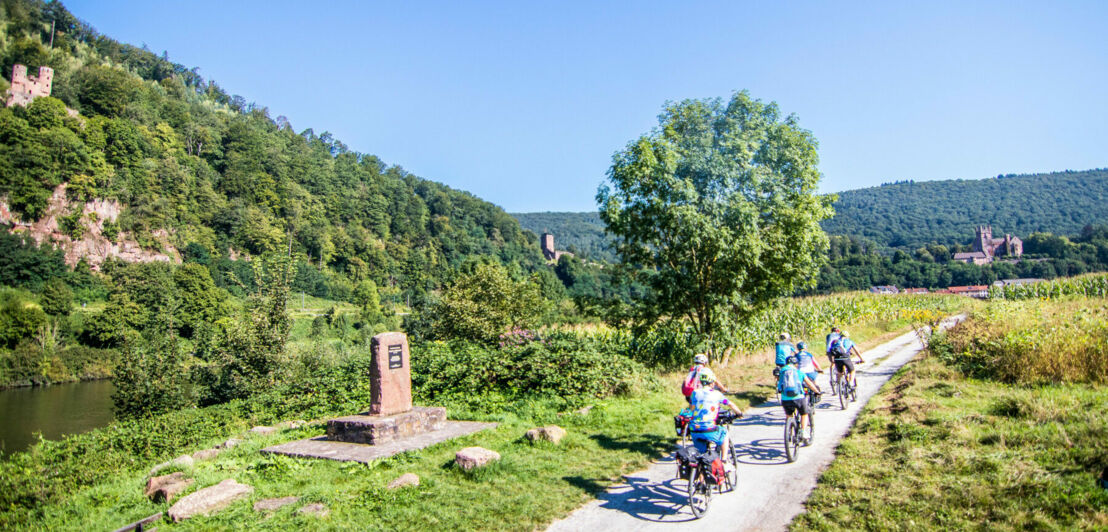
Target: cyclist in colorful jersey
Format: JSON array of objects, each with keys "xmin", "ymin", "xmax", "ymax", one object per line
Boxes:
[
  {"xmin": 831, "ymin": 331, "xmax": 866, "ymax": 391},
  {"xmin": 795, "ymin": 341, "xmax": 822, "ymax": 386},
  {"xmin": 774, "ymin": 333, "xmax": 797, "ymax": 367},
  {"xmin": 689, "ymin": 371, "xmax": 743, "ymax": 458},
  {"xmin": 824, "ymin": 327, "xmax": 842, "ymax": 395},
  {"xmin": 682, "ymin": 354, "xmax": 729, "ymax": 404},
  {"xmin": 777, "ymin": 355, "xmax": 821, "ymax": 442}
]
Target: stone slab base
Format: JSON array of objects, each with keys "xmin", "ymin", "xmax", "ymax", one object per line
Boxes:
[
  {"xmin": 327, "ymin": 406, "xmax": 447, "ymax": 445},
  {"xmin": 261, "ymin": 421, "xmax": 498, "ymax": 464}
]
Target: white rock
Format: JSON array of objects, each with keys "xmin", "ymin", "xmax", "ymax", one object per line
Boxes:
[
  {"xmin": 167, "ymin": 478, "xmax": 253, "ymax": 522},
  {"xmin": 387, "ymin": 473, "xmax": 420, "ymax": 489},
  {"xmin": 455, "ymin": 446, "xmax": 501, "ymax": 471}
]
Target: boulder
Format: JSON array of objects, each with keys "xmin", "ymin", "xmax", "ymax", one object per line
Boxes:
[
  {"xmin": 575, "ymin": 405, "xmax": 594, "ymax": 416},
  {"xmin": 149, "ymin": 454, "xmax": 194, "ymax": 476},
  {"xmin": 298, "ymin": 502, "xmax": 329, "ymax": 517},
  {"xmin": 220, "ymin": 438, "xmax": 242, "ymax": 449},
  {"xmin": 253, "ymin": 496, "xmax": 300, "ymax": 512},
  {"xmin": 167, "ymin": 478, "xmax": 253, "ymax": 522},
  {"xmin": 144, "ymin": 472, "xmax": 194, "ymax": 502},
  {"xmin": 277, "ymin": 420, "xmax": 307, "ymax": 429},
  {"xmin": 525, "ymin": 425, "xmax": 567, "ymax": 444},
  {"xmin": 191, "ymin": 448, "xmax": 221, "ymax": 461},
  {"xmin": 249, "ymin": 426, "xmax": 277, "ymax": 436},
  {"xmin": 387, "ymin": 473, "xmax": 420, "ymax": 490},
  {"xmin": 455, "ymin": 446, "xmax": 501, "ymax": 471}
]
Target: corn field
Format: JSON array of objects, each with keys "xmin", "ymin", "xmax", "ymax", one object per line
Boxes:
[{"xmin": 989, "ymin": 274, "xmax": 1108, "ymax": 300}]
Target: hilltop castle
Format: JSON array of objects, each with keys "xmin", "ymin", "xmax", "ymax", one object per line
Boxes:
[
  {"xmin": 540, "ymin": 233, "xmax": 573, "ymax": 262},
  {"xmin": 953, "ymin": 225, "xmax": 1022, "ymax": 265},
  {"xmin": 6, "ymin": 64, "xmax": 54, "ymax": 107}
]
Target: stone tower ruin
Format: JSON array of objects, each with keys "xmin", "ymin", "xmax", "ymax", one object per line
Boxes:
[{"xmin": 6, "ymin": 64, "xmax": 54, "ymax": 108}]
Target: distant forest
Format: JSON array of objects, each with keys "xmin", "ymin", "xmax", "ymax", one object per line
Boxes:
[
  {"xmin": 511, "ymin": 211, "xmax": 617, "ymax": 262},
  {"xmin": 823, "ymin": 169, "xmax": 1108, "ymax": 248}
]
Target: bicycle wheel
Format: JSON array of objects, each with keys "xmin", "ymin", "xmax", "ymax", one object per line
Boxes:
[
  {"xmin": 806, "ymin": 411, "xmax": 815, "ymax": 446},
  {"xmin": 724, "ymin": 438, "xmax": 739, "ymax": 492},
  {"xmin": 687, "ymin": 466, "xmax": 710, "ymax": 518},
  {"xmin": 850, "ymin": 381, "xmax": 858, "ymax": 402},
  {"xmin": 839, "ymin": 376, "xmax": 848, "ymax": 410},
  {"xmin": 784, "ymin": 416, "xmax": 798, "ymax": 462}
]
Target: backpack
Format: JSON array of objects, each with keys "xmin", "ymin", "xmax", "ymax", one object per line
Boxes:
[
  {"xmin": 780, "ymin": 367, "xmax": 802, "ymax": 396},
  {"xmin": 681, "ymin": 366, "xmax": 701, "ymax": 397},
  {"xmin": 832, "ymin": 338, "xmax": 850, "ymax": 357}
]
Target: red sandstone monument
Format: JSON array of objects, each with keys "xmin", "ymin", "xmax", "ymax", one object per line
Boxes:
[{"xmin": 263, "ymin": 332, "xmax": 496, "ymax": 463}]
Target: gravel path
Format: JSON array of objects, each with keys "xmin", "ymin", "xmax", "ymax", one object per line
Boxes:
[{"xmin": 547, "ymin": 317, "xmax": 964, "ymax": 532}]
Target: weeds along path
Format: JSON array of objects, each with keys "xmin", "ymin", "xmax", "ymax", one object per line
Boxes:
[{"xmin": 546, "ymin": 315, "xmax": 966, "ymax": 532}]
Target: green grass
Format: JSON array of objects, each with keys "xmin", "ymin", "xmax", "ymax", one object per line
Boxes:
[
  {"xmin": 30, "ymin": 393, "xmax": 684, "ymax": 531},
  {"xmin": 792, "ymin": 350, "xmax": 1108, "ymax": 530}
]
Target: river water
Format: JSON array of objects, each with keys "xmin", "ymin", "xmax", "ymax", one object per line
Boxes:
[{"xmin": 0, "ymin": 379, "xmax": 115, "ymax": 456}]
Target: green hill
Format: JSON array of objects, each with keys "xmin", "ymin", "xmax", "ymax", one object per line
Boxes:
[
  {"xmin": 0, "ymin": 0, "xmax": 542, "ymax": 301},
  {"xmin": 514, "ymin": 169, "xmax": 1108, "ymax": 258},
  {"xmin": 823, "ymin": 169, "xmax": 1108, "ymax": 248}
]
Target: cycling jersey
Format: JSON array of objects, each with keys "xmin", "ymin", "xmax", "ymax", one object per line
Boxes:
[
  {"xmin": 825, "ymin": 332, "xmax": 841, "ymax": 353},
  {"xmin": 777, "ymin": 365, "xmax": 807, "ymax": 401},
  {"xmin": 774, "ymin": 341, "xmax": 797, "ymax": 366},
  {"xmin": 689, "ymin": 388, "xmax": 730, "ymax": 432},
  {"xmin": 796, "ymin": 350, "xmax": 816, "ymax": 373}
]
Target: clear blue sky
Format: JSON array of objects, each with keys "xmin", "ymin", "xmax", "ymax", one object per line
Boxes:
[{"xmin": 66, "ymin": 1, "xmax": 1108, "ymax": 212}]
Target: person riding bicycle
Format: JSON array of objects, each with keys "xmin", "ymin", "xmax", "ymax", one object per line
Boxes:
[
  {"xmin": 830, "ymin": 331, "xmax": 866, "ymax": 393},
  {"xmin": 795, "ymin": 341, "xmax": 822, "ymax": 387},
  {"xmin": 774, "ymin": 333, "xmax": 797, "ymax": 368},
  {"xmin": 689, "ymin": 371, "xmax": 743, "ymax": 460},
  {"xmin": 682, "ymin": 353, "xmax": 729, "ymax": 404},
  {"xmin": 777, "ymin": 355, "xmax": 820, "ymax": 443},
  {"xmin": 825, "ymin": 326, "xmax": 841, "ymax": 367}
]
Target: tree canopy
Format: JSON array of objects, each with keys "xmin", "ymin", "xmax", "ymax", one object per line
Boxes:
[{"xmin": 598, "ymin": 92, "xmax": 832, "ymax": 343}]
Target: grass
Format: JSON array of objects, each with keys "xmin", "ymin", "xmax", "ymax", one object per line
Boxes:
[
  {"xmin": 30, "ymin": 393, "xmax": 685, "ymax": 531},
  {"xmin": 792, "ymin": 300, "xmax": 1108, "ymax": 531}
]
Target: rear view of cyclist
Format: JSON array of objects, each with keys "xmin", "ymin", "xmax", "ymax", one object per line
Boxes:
[
  {"xmin": 774, "ymin": 333, "xmax": 797, "ymax": 368},
  {"xmin": 795, "ymin": 341, "xmax": 822, "ymax": 388},
  {"xmin": 831, "ymin": 331, "xmax": 866, "ymax": 392},
  {"xmin": 689, "ymin": 372, "xmax": 743, "ymax": 459},
  {"xmin": 777, "ymin": 355, "xmax": 820, "ymax": 442},
  {"xmin": 682, "ymin": 354, "xmax": 729, "ymax": 404}
]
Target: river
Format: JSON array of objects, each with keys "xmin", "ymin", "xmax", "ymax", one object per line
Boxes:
[{"xmin": 0, "ymin": 379, "xmax": 116, "ymax": 456}]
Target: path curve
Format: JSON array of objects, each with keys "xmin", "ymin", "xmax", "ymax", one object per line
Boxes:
[{"xmin": 547, "ymin": 316, "xmax": 965, "ymax": 532}]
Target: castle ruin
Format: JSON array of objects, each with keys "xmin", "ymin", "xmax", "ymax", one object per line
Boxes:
[
  {"xmin": 6, "ymin": 64, "xmax": 54, "ymax": 108},
  {"xmin": 953, "ymin": 225, "xmax": 1023, "ymax": 265}
]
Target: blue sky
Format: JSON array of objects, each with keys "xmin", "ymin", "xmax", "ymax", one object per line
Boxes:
[{"xmin": 66, "ymin": 1, "xmax": 1108, "ymax": 212}]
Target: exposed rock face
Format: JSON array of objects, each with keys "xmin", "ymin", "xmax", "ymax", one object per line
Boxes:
[
  {"xmin": 455, "ymin": 447, "xmax": 501, "ymax": 471},
  {"xmin": 144, "ymin": 472, "xmax": 194, "ymax": 502},
  {"xmin": 387, "ymin": 473, "xmax": 420, "ymax": 490},
  {"xmin": 525, "ymin": 425, "xmax": 567, "ymax": 444},
  {"xmin": 149, "ymin": 454, "xmax": 194, "ymax": 476},
  {"xmin": 0, "ymin": 184, "xmax": 179, "ymax": 270},
  {"xmin": 298, "ymin": 503, "xmax": 329, "ymax": 517},
  {"xmin": 253, "ymin": 496, "xmax": 300, "ymax": 512},
  {"xmin": 167, "ymin": 478, "xmax": 253, "ymax": 522}
]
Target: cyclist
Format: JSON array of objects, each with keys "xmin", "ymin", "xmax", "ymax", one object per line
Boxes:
[
  {"xmin": 682, "ymin": 353, "xmax": 729, "ymax": 404},
  {"xmin": 777, "ymin": 355, "xmax": 820, "ymax": 443},
  {"xmin": 774, "ymin": 333, "xmax": 797, "ymax": 368},
  {"xmin": 824, "ymin": 327, "xmax": 842, "ymax": 395},
  {"xmin": 831, "ymin": 331, "xmax": 866, "ymax": 394},
  {"xmin": 795, "ymin": 341, "xmax": 822, "ymax": 388},
  {"xmin": 689, "ymin": 371, "xmax": 744, "ymax": 461}
]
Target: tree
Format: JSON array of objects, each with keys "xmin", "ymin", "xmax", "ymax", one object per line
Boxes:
[
  {"xmin": 40, "ymin": 278, "xmax": 73, "ymax": 317},
  {"xmin": 353, "ymin": 279, "xmax": 384, "ymax": 324},
  {"xmin": 431, "ymin": 262, "xmax": 546, "ymax": 343},
  {"xmin": 597, "ymin": 92, "xmax": 833, "ymax": 343}
]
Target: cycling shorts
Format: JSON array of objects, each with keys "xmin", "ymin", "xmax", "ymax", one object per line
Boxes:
[
  {"xmin": 782, "ymin": 398, "xmax": 811, "ymax": 416},
  {"xmin": 691, "ymin": 427, "xmax": 728, "ymax": 453},
  {"xmin": 834, "ymin": 358, "xmax": 855, "ymax": 374},
  {"xmin": 805, "ymin": 371, "xmax": 819, "ymax": 383}
]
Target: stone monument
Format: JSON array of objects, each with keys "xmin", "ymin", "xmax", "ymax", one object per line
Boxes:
[{"xmin": 263, "ymin": 332, "xmax": 496, "ymax": 463}]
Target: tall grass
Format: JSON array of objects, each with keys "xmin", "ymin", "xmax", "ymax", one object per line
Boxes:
[{"xmin": 933, "ymin": 298, "xmax": 1108, "ymax": 384}]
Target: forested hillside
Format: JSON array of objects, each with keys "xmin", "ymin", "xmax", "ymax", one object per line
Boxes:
[
  {"xmin": 823, "ymin": 169, "xmax": 1108, "ymax": 248},
  {"xmin": 0, "ymin": 0, "xmax": 543, "ymax": 305},
  {"xmin": 511, "ymin": 211, "xmax": 616, "ymax": 262}
]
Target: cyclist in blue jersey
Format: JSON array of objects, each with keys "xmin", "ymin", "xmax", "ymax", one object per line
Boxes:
[
  {"xmin": 831, "ymin": 331, "xmax": 866, "ymax": 391},
  {"xmin": 689, "ymin": 372, "xmax": 744, "ymax": 459},
  {"xmin": 777, "ymin": 355, "xmax": 821, "ymax": 443},
  {"xmin": 795, "ymin": 342, "xmax": 822, "ymax": 386},
  {"xmin": 825, "ymin": 327, "xmax": 842, "ymax": 395},
  {"xmin": 774, "ymin": 333, "xmax": 797, "ymax": 367}
]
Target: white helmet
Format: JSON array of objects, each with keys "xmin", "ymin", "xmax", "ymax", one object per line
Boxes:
[
  {"xmin": 779, "ymin": 332, "xmax": 790, "ymax": 341},
  {"xmin": 693, "ymin": 353, "xmax": 708, "ymax": 365}
]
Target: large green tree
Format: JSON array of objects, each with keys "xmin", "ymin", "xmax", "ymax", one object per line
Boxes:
[{"xmin": 597, "ymin": 91, "xmax": 833, "ymax": 343}]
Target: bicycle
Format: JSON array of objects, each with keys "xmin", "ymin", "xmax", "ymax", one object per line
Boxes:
[
  {"xmin": 674, "ymin": 410, "xmax": 741, "ymax": 519},
  {"xmin": 834, "ymin": 361, "xmax": 863, "ymax": 409},
  {"xmin": 827, "ymin": 359, "xmax": 839, "ymax": 395}
]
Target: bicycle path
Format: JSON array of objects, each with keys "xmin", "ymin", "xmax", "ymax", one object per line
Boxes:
[{"xmin": 546, "ymin": 316, "xmax": 965, "ymax": 532}]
